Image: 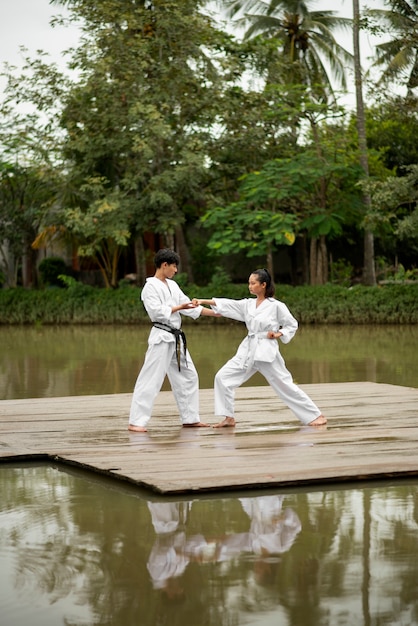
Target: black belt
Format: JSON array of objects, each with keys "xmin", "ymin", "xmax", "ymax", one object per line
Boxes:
[{"xmin": 152, "ymin": 322, "xmax": 188, "ymax": 371}]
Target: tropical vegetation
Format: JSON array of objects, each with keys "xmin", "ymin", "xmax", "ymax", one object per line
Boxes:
[
  {"xmin": 1, "ymin": 281, "xmax": 417, "ymax": 325},
  {"xmin": 0, "ymin": 0, "xmax": 417, "ymax": 294}
]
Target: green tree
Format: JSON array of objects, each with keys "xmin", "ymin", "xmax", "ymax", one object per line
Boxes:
[
  {"xmin": 33, "ymin": 176, "xmax": 131, "ymax": 288},
  {"xmin": 206, "ymin": 79, "xmax": 308, "ymax": 208},
  {"xmin": 295, "ymin": 91, "xmax": 347, "ymax": 284},
  {"xmin": 353, "ymin": 0, "xmax": 376, "ymax": 286},
  {"xmin": 367, "ymin": 0, "xmax": 418, "ymax": 96},
  {"xmin": 365, "ymin": 94, "xmax": 418, "ymax": 172},
  {"xmin": 214, "ymin": 0, "xmax": 357, "ymax": 283},
  {"xmin": 361, "ymin": 164, "xmax": 418, "ymax": 260},
  {"xmin": 0, "ymin": 55, "xmax": 68, "ymax": 287},
  {"xmin": 0, "ymin": 160, "xmax": 53, "ymax": 288},
  {"xmin": 49, "ymin": 0, "xmax": 245, "ymax": 283},
  {"xmin": 221, "ymin": 0, "xmax": 353, "ymax": 98},
  {"xmin": 201, "ymin": 162, "xmax": 298, "ymax": 277},
  {"xmin": 202, "ymin": 149, "xmax": 363, "ymax": 280}
]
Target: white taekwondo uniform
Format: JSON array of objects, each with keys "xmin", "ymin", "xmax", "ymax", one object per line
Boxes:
[
  {"xmin": 240, "ymin": 495, "xmax": 301, "ymax": 556},
  {"xmin": 211, "ymin": 297, "xmax": 322, "ymax": 425},
  {"xmin": 129, "ymin": 276, "xmax": 203, "ymax": 429}
]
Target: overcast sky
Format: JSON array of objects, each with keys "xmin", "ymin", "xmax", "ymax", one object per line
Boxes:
[{"xmin": 0, "ymin": 0, "xmax": 389, "ymax": 104}]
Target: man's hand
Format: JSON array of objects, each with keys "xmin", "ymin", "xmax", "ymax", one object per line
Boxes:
[{"xmin": 181, "ymin": 301, "xmax": 197, "ymax": 310}]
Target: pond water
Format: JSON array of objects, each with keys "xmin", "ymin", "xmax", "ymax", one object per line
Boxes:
[
  {"xmin": 2, "ymin": 324, "xmax": 418, "ymax": 625},
  {"xmin": 1, "ymin": 463, "xmax": 417, "ymax": 626},
  {"xmin": 1, "ymin": 323, "xmax": 417, "ymax": 400}
]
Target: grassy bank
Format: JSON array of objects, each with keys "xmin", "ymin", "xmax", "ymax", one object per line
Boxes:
[{"xmin": 0, "ymin": 283, "xmax": 417, "ymax": 325}]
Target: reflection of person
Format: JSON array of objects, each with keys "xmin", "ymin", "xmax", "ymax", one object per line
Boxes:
[
  {"xmin": 239, "ymin": 495, "xmax": 301, "ymax": 556},
  {"xmin": 129, "ymin": 248, "xmax": 218, "ymax": 432},
  {"xmin": 146, "ymin": 496, "xmax": 301, "ymax": 595},
  {"xmin": 147, "ymin": 501, "xmax": 210, "ymax": 595},
  {"xmin": 193, "ymin": 268, "xmax": 327, "ymax": 428},
  {"xmin": 238, "ymin": 495, "xmax": 302, "ymax": 589},
  {"xmin": 209, "ymin": 495, "xmax": 301, "ymax": 570},
  {"xmin": 147, "ymin": 502, "xmax": 191, "ymax": 592}
]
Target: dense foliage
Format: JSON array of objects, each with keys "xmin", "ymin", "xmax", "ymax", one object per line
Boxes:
[
  {"xmin": 0, "ymin": 0, "xmax": 417, "ymax": 290},
  {"xmin": 0, "ymin": 282, "xmax": 417, "ymax": 325}
]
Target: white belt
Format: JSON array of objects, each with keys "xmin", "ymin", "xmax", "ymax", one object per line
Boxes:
[{"xmin": 242, "ymin": 332, "xmax": 268, "ymax": 369}]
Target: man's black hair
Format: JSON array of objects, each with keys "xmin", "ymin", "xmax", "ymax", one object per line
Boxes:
[{"xmin": 154, "ymin": 248, "xmax": 180, "ymax": 268}]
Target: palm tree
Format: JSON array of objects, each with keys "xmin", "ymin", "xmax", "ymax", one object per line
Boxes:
[
  {"xmin": 367, "ymin": 0, "xmax": 418, "ymax": 96},
  {"xmin": 221, "ymin": 0, "xmax": 353, "ymax": 98},
  {"xmin": 219, "ymin": 0, "xmax": 354, "ymax": 284},
  {"xmin": 353, "ymin": 0, "xmax": 376, "ymax": 286}
]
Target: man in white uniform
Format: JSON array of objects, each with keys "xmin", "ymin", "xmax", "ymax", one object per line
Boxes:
[{"xmin": 128, "ymin": 248, "xmax": 217, "ymax": 432}]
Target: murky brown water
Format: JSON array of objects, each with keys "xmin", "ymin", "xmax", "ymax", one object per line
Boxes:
[
  {"xmin": 2, "ymin": 324, "xmax": 418, "ymax": 625},
  {"xmin": 1, "ymin": 463, "xmax": 418, "ymax": 626},
  {"xmin": 1, "ymin": 323, "xmax": 417, "ymax": 399}
]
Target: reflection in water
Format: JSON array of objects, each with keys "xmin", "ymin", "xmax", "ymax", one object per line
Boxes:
[
  {"xmin": 1, "ymin": 464, "xmax": 418, "ymax": 626},
  {"xmin": 1, "ymin": 324, "xmax": 418, "ymax": 399},
  {"xmin": 147, "ymin": 497, "xmax": 301, "ymax": 595}
]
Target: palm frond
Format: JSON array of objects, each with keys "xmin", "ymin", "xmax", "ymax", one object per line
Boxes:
[{"xmin": 367, "ymin": 1, "xmax": 418, "ymax": 91}]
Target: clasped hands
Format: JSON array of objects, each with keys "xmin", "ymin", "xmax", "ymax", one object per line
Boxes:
[
  {"xmin": 180, "ymin": 298, "xmax": 204, "ymax": 310},
  {"xmin": 182, "ymin": 299, "xmax": 221, "ymax": 318}
]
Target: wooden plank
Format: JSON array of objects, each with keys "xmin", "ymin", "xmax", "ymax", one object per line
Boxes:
[{"xmin": 1, "ymin": 382, "xmax": 418, "ymax": 494}]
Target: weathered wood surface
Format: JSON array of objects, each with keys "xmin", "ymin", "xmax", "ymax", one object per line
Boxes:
[{"xmin": 1, "ymin": 382, "xmax": 418, "ymax": 494}]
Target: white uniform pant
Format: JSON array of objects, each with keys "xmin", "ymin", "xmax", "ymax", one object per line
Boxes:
[
  {"xmin": 214, "ymin": 351, "xmax": 321, "ymax": 425},
  {"xmin": 129, "ymin": 341, "xmax": 200, "ymax": 428}
]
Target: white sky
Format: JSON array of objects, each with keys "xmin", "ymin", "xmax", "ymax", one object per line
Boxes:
[
  {"xmin": 0, "ymin": 0, "xmax": 79, "ymax": 71},
  {"xmin": 0, "ymin": 0, "xmax": 389, "ymax": 105}
]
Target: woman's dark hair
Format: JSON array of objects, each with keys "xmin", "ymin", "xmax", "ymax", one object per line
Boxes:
[
  {"xmin": 251, "ymin": 268, "xmax": 275, "ymax": 298},
  {"xmin": 154, "ymin": 248, "xmax": 180, "ymax": 268}
]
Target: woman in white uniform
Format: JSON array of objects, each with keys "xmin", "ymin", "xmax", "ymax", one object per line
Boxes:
[{"xmin": 193, "ymin": 268, "xmax": 327, "ymax": 428}]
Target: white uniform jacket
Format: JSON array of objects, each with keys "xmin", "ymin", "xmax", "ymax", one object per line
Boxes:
[
  {"xmin": 141, "ymin": 276, "xmax": 202, "ymax": 345},
  {"xmin": 211, "ymin": 297, "xmax": 298, "ymax": 369}
]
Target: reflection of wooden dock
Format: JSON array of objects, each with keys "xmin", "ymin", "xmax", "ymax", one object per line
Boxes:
[{"xmin": 1, "ymin": 382, "xmax": 418, "ymax": 494}]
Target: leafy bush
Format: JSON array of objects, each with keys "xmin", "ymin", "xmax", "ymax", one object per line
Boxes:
[
  {"xmin": 330, "ymin": 258, "xmax": 354, "ymax": 287},
  {"xmin": 0, "ymin": 283, "xmax": 417, "ymax": 325},
  {"xmin": 38, "ymin": 257, "xmax": 72, "ymax": 287}
]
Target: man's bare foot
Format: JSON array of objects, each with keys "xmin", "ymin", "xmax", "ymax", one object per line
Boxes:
[
  {"xmin": 183, "ymin": 422, "xmax": 211, "ymax": 428},
  {"xmin": 213, "ymin": 417, "xmax": 236, "ymax": 428},
  {"xmin": 308, "ymin": 415, "xmax": 327, "ymax": 426},
  {"xmin": 128, "ymin": 424, "xmax": 147, "ymax": 432}
]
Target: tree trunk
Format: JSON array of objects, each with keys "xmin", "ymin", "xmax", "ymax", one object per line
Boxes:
[
  {"xmin": 309, "ymin": 236, "xmax": 328, "ymax": 285},
  {"xmin": 320, "ymin": 235, "xmax": 328, "ymax": 283},
  {"xmin": 165, "ymin": 232, "xmax": 175, "ymax": 251},
  {"xmin": 353, "ymin": 0, "xmax": 376, "ymax": 286},
  {"xmin": 1, "ymin": 243, "xmax": 17, "ymax": 287},
  {"xmin": 308, "ymin": 118, "xmax": 329, "ymax": 285},
  {"xmin": 299, "ymin": 234, "xmax": 309, "ymax": 285},
  {"xmin": 310, "ymin": 237, "xmax": 318, "ymax": 284},
  {"xmin": 175, "ymin": 224, "xmax": 194, "ymax": 283},
  {"xmin": 22, "ymin": 239, "xmax": 37, "ymax": 288},
  {"xmin": 266, "ymin": 243, "xmax": 274, "ymax": 278},
  {"xmin": 134, "ymin": 235, "xmax": 147, "ymax": 285}
]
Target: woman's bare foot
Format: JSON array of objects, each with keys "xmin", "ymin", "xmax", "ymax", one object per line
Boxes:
[
  {"xmin": 183, "ymin": 422, "xmax": 211, "ymax": 428},
  {"xmin": 213, "ymin": 416, "xmax": 236, "ymax": 428},
  {"xmin": 128, "ymin": 424, "xmax": 147, "ymax": 432},
  {"xmin": 308, "ymin": 414, "xmax": 327, "ymax": 426}
]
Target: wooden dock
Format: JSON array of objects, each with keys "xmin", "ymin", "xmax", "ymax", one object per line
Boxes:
[{"xmin": 1, "ymin": 382, "xmax": 418, "ymax": 494}]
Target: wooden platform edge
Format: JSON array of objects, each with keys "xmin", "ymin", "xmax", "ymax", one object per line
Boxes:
[
  {"xmin": 1, "ymin": 382, "xmax": 418, "ymax": 495},
  {"xmin": 3, "ymin": 451, "xmax": 418, "ymax": 496}
]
